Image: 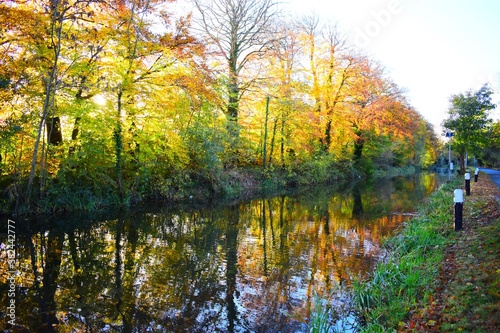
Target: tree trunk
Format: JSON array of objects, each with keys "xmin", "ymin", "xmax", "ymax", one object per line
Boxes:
[
  {"xmin": 27, "ymin": 83, "xmax": 54, "ymax": 201},
  {"xmin": 40, "ymin": 230, "xmax": 64, "ymax": 329},
  {"xmin": 324, "ymin": 119, "xmax": 333, "ymax": 151},
  {"xmin": 227, "ymin": 60, "xmax": 240, "ymax": 139},
  {"xmin": 458, "ymin": 152, "xmax": 466, "ymax": 174},
  {"xmin": 26, "ymin": 2, "xmax": 63, "ymax": 202},
  {"xmin": 115, "ymin": 89, "xmax": 124, "ymax": 200},
  {"xmin": 269, "ymin": 116, "xmax": 278, "ymax": 167},
  {"xmin": 46, "ymin": 117, "xmax": 63, "ymax": 145},
  {"xmin": 354, "ymin": 136, "xmax": 365, "ymax": 161},
  {"xmin": 263, "ymin": 96, "xmax": 270, "ymax": 169},
  {"xmin": 68, "ymin": 117, "xmax": 81, "ymax": 154}
]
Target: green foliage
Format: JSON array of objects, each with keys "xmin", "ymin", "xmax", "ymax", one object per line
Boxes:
[
  {"xmin": 443, "ymin": 84, "xmax": 496, "ymax": 171},
  {"xmin": 49, "ymin": 113, "xmax": 119, "ymax": 210},
  {"xmin": 182, "ymin": 105, "xmax": 226, "ymax": 190},
  {"xmin": 291, "ymin": 154, "xmax": 355, "ymax": 185}
]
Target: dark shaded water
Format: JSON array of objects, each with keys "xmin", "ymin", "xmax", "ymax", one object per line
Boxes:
[{"xmin": 0, "ymin": 173, "xmax": 447, "ymax": 332}]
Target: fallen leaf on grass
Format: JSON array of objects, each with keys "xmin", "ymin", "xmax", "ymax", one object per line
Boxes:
[{"xmin": 427, "ymin": 320, "xmax": 437, "ymax": 327}]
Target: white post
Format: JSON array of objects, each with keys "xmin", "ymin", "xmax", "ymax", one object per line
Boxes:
[
  {"xmin": 454, "ymin": 189, "xmax": 464, "ymax": 203},
  {"xmin": 454, "ymin": 189, "xmax": 464, "ymax": 231}
]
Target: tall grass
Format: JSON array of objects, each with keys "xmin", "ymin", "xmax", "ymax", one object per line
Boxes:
[
  {"xmin": 309, "ymin": 289, "xmax": 358, "ymax": 333},
  {"xmin": 350, "ymin": 178, "xmax": 459, "ymax": 332},
  {"xmin": 309, "ymin": 291, "xmax": 336, "ymax": 333}
]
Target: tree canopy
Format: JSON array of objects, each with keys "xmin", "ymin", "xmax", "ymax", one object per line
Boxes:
[
  {"xmin": 442, "ymin": 84, "xmax": 496, "ymax": 172},
  {"xmin": 0, "ymin": 0, "xmax": 439, "ymax": 213}
]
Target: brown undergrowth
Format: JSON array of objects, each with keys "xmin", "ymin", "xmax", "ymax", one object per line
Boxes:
[{"xmin": 400, "ymin": 173, "xmax": 500, "ymax": 332}]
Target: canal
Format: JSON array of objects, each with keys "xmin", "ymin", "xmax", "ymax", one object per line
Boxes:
[{"xmin": 0, "ymin": 172, "xmax": 448, "ymax": 332}]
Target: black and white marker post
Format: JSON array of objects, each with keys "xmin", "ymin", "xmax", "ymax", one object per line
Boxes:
[
  {"xmin": 454, "ymin": 189, "xmax": 463, "ymax": 231},
  {"xmin": 465, "ymin": 172, "xmax": 471, "ymax": 196},
  {"xmin": 474, "ymin": 168, "xmax": 479, "ymax": 182}
]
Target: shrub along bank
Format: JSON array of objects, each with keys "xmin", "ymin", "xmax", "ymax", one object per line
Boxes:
[{"xmin": 1, "ymin": 153, "xmax": 418, "ymax": 215}]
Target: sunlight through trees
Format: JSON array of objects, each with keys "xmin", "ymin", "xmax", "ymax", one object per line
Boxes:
[{"xmin": 0, "ymin": 0, "xmax": 439, "ymax": 213}]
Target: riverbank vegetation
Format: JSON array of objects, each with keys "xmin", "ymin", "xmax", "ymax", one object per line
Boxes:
[
  {"xmin": 310, "ymin": 173, "xmax": 500, "ymax": 332},
  {"xmin": 1, "ymin": 0, "xmax": 441, "ymax": 215},
  {"xmin": 352, "ymin": 177, "xmax": 458, "ymax": 332}
]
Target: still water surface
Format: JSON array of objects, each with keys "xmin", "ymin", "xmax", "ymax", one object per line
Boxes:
[{"xmin": 1, "ymin": 173, "xmax": 447, "ymax": 332}]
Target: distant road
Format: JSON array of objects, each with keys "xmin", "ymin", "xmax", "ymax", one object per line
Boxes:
[{"xmin": 480, "ymin": 168, "xmax": 500, "ymax": 188}]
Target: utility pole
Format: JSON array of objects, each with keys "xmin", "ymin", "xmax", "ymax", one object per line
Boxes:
[{"xmin": 445, "ymin": 130, "xmax": 454, "ymax": 181}]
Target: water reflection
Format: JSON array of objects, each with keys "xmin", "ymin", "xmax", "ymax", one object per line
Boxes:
[{"xmin": 0, "ymin": 173, "xmax": 446, "ymax": 332}]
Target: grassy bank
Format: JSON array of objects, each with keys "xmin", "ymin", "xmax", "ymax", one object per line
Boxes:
[
  {"xmin": 351, "ymin": 177, "xmax": 458, "ymax": 332},
  {"xmin": 321, "ymin": 173, "xmax": 500, "ymax": 332}
]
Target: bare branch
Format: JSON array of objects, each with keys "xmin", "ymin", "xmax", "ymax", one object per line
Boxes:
[{"xmin": 191, "ymin": 0, "xmax": 281, "ymax": 121}]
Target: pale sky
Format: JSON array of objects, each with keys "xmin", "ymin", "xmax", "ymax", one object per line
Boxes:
[{"xmin": 286, "ymin": 0, "xmax": 500, "ymax": 134}]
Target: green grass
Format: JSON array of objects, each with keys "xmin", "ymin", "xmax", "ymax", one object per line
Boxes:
[
  {"xmin": 309, "ymin": 291, "xmax": 336, "ymax": 333},
  {"xmin": 308, "ymin": 289, "xmax": 358, "ymax": 333},
  {"xmin": 348, "ymin": 178, "xmax": 460, "ymax": 332}
]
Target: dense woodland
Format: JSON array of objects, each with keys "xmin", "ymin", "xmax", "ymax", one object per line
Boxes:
[{"xmin": 0, "ymin": 0, "xmax": 441, "ymax": 214}]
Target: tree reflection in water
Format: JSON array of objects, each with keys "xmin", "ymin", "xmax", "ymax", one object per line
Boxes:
[{"xmin": 0, "ymin": 173, "xmax": 446, "ymax": 332}]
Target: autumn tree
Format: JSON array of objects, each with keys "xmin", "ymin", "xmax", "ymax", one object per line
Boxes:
[
  {"xmin": 297, "ymin": 14, "xmax": 321, "ymax": 114},
  {"xmin": 104, "ymin": 0, "xmax": 161, "ymax": 200},
  {"xmin": 345, "ymin": 58, "xmax": 390, "ymax": 164},
  {"xmin": 0, "ymin": 3, "xmax": 36, "ymax": 184},
  {"xmin": 320, "ymin": 23, "xmax": 351, "ymax": 151},
  {"xmin": 443, "ymin": 84, "xmax": 496, "ymax": 172},
  {"xmin": 338, "ymin": 56, "xmax": 431, "ymax": 171},
  {"xmin": 0, "ymin": 0, "xmax": 106, "ymax": 205},
  {"xmin": 83, "ymin": 0, "xmax": 207, "ymax": 202},
  {"xmin": 379, "ymin": 100, "xmax": 430, "ymax": 167},
  {"xmin": 191, "ymin": 0, "xmax": 280, "ymax": 138},
  {"xmin": 250, "ymin": 20, "xmax": 303, "ymax": 169},
  {"xmin": 264, "ymin": 21, "xmax": 302, "ymax": 167},
  {"xmin": 295, "ymin": 17, "xmax": 359, "ymax": 155},
  {"xmin": 421, "ymin": 121, "xmax": 440, "ymax": 167},
  {"xmin": 1, "ymin": 0, "xmax": 215, "ymax": 209}
]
